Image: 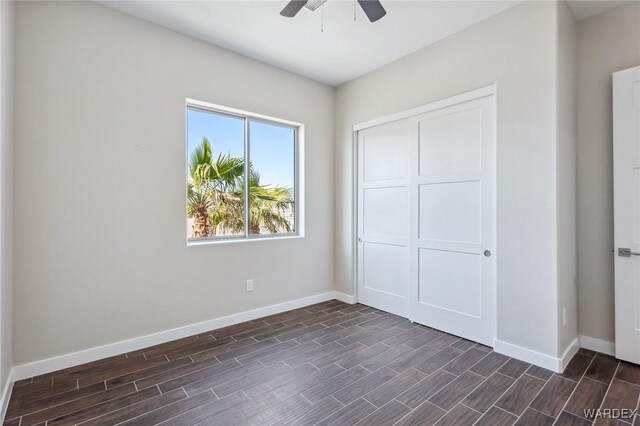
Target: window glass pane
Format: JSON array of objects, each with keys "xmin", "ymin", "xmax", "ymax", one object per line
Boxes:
[
  {"xmin": 248, "ymin": 121, "xmax": 295, "ymax": 235},
  {"xmin": 187, "ymin": 108, "xmax": 245, "ymax": 239}
]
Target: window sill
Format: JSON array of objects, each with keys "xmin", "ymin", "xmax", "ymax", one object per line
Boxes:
[{"xmin": 187, "ymin": 234, "xmax": 304, "ymax": 247}]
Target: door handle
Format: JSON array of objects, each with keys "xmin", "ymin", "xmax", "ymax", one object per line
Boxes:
[{"xmin": 618, "ymin": 248, "xmax": 640, "ymax": 257}]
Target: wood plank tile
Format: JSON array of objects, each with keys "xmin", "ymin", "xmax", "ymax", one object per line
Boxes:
[
  {"xmin": 332, "ymin": 366, "xmax": 398, "ymax": 405},
  {"xmin": 442, "ymin": 348, "xmax": 489, "ymax": 376},
  {"xmin": 188, "ymin": 337, "xmax": 258, "ymax": 362},
  {"xmin": 363, "ymin": 368, "xmax": 426, "ymax": 407},
  {"xmin": 396, "ymin": 369, "xmax": 457, "ymax": 409},
  {"xmin": 78, "ymin": 388, "xmax": 188, "ymax": 426},
  {"xmin": 240, "ymin": 362, "xmax": 317, "ymax": 399},
  {"xmin": 301, "ymin": 365, "xmax": 371, "ymax": 403},
  {"xmin": 526, "ymin": 365, "xmax": 554, "ymax": 381},
  {"xmin": 556, "ymin": 411, "xmax": 593, "ymax": 425},
  {"xmin": 560, "ymin": 353, "xmax": 594, "ymax": 382},
  {"xmin": 275, "ymin": 323, "xmax": 327, "ymax": 341},
  {"xmin": 475, "ymin": 406, "xmax": 517, "ymax": 425},
  {"xmin": 141, "ymin": 335, "xmax": 215, "ymax": 360},
  {"xmin": 585, "ymin": 354, "xmax": 619, "ymax": 385},
  {"xmin": 310, "ymin": 342, "xmax": 367, "ymax": 369},
  {"xmin": 600, "ymin": 379, "xmax": 640, "ymax": 412},
  {"xmin": 6, "ymin": 382, "xmax": 107, "ymax": 420},
  {"xmin": 388, "ymin": 345, "xmax": 439, "ymax": 373},
  {"xmin": 315, "ymin": 398, "xmax": 377, "ymax": 426},
  {"xmin": 260, "ymin": 363, "xmax": 345, "ymax": 401},
  {"xmin": 355, "ymin": 400, "xmax": 411, "ymax": 426},
  {"xmin": 404, "ymin": 329, "xmax": 445, "ymax": 349},
  {"xmin": 428, "ymin": 370, "xmax": 485, "ymax": 411},
  {"xmin": 247, "ymin": 395, "xmax": 311, "ymax": 425},
  {"xmin": 382, "ymin": 326, "xmax": 431, "ymax": 347},
  {"xmin": 395, "ymin": 401, "xmax": 445, "ymax": 426},
  {"xmin": 77, "ymin": 355, "xmax": 170, "ymax": 387},
  {"xmin": 497, "ymin": 358, "xmax": 531, "ymax": 379},
  {"xmin": 105, "ymin": 356, "xmax": 193, "ymax": 389},
  {"xmin": 211, "ymin": 361, "xmax": 293, "ymax": 397},
  {"xmin": 179, "ymin": 361, "xmax": 265, "ymax": 396},
  {"xmin": 462, "ymin": 372, "xmax": 514, "ymax": 413},
  {"xmin": 21, "ymin": 383, "xmax": 137, "ymax": 426},
  {"xmin": 433, "ymin": 403, "xmax": 481, "ymax": 426},
  {"xmin": 284, "ymin": 341, "xmax": 344, "ymax": 368},
  {"xmin": 335, "ymin": 342, "xmax": 392, "ymax": 370},
  {"xmin": 274, "ymin": 396, "xmax": 342, "ymax": 426},
  {"xmin": 9, "ymin": 303, "xmax": 637, "ymax": 426},
  {"xmin": 428, "ymin": 333, "xmax": 462, "ymax": 351},
  {"xmin": 414, "ymin": 346, "xmax": 463, "ymax": 375},
  {"xmin": 360, "ymin": 345, "xmax": 414, "ymax": 373},
  {"xmin": 292, "ymin": 324, "xmax": 345, "ymax": 343},
  {"xmin": 250, "ymin": 341, "xmax": 318, "ymax": 367},
  {"xmin": 156, "ymin": 391, "xmax": 248, "ymax": 425},
  {"xmin": 191, "ymin": 392, "xmax": 280, "ymax": 425},
  {"xmin": 515, "ymin": 408, "xmax": 555, "ymax": 425},
  {"xmin": 565, "ymin": 377, "xmax": 608, "ymax": 419},
  {"xmin": 495, "ymin": 373, "xmax": 545, "ymax": 416},
  {"xmin": 47, "ymin": 386, "xmax": 160, "ymax": 425},
  {"xmin": 135, "ymin": 357, "xmax": 228, "ymax": 390},
  {"xmin": 615, "ymin": 361, "xmax": 640, "ymax": 386},
  {"xmin": 529, "ymin": 374, "xmax": 577, "ymax": 417},
  {"xmin": 313, "ymin": 326, "xmax": 364, "ymax": 345},
  {"xmin": 470, "ymin": 351, "xmax": 510, "ymax": 377},
  {"xmin": 450, "ymin": 339, "xmax": 477, "ymax": 352}
]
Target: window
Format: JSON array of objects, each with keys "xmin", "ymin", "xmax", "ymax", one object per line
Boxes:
[{"xmin": 186, "ymin": 100, "xmax": 301, "ymax": 243}]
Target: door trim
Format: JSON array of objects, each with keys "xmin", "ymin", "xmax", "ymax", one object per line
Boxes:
[{"xmin": 352, "ymin": 84, "xmax": 497, "ymax": 342}]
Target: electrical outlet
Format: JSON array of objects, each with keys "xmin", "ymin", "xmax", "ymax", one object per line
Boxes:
[
  {"xmin": 246, "ymin": 279, "xmax": 254, "ymax": 292},
  {"xmin": 562, "ymin": 308, "xmax": 567, "ymax": 326}
]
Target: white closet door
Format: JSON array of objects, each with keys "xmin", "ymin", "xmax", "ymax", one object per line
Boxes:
[
  {"xmin": 357, "ymin": 120, "xmax": 410, "ymax": 318},
  {"xmin": 408, "ymin": 94, "xmax": 496, "ymax": 345},
  {"xmin": 614, "ymin": 66, "xmax": 640, "ymax": 364}
]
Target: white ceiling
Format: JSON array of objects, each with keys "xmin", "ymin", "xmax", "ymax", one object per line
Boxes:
[
  {"xmin": 99, "ymin": 0, "xmax": 521, "ymax": 86},
  {"xmin": 566, "ymin": 0, "xmax": 633, "ymax": 20}
]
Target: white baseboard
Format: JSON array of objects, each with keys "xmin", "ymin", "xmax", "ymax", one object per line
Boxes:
[
  {"xmin": 579, "ymin": 335, "xmax": 615, "ymax": 356},
  {"xmin": 12, "ymin": 291, "xmax": 349, "ymax": 381},
  {"xmin": 0, "ymin": 369, "xmax": 14, "ymax": 422},
  {"xmin": 333, "ymin": 291, "xmax": 356, "ymax": 304},
  {"xmin": 560, "ymin": 338, "xmax": 581, "ymax": 371},
  {"xmin": 494, "ymin": 338, "xmax": 579, "ymax": 373}
]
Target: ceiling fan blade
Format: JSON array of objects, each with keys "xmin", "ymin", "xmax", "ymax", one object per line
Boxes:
[
  {"xmin": 280, "ymin": 0, "xmax": 309, "ymax": 17},
  {"xmin": 357, "ymin": 0, "xmax": 386, "ymax": 22}
]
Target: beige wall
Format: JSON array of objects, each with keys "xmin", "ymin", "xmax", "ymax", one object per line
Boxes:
[
  {"xmin": 556, "ymin": 1, "xmax": 578, "ymax": 354},
  {"xmin": 576, "ymin": 2, "xmax": 640, "ymax": 344},
  {"xmin": 13, "ymin": 1, "xmax": 334, "ymax": 365},
  {"xmin": 0, "ymin": 0, "xmax": 14, "ymax": 393},
  {"xmin": 335, "ymin": 1, "xmax": 564, "ymax": 357}
]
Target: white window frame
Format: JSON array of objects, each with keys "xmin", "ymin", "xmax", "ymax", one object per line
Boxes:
[{"xmin": 186, "ymin": 98, "xmax": 305, "ymax": 245}]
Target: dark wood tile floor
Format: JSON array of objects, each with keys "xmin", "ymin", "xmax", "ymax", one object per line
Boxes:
[{"xmin": 4, "ymin": 300, "xmax": 640, "ymax": 425}]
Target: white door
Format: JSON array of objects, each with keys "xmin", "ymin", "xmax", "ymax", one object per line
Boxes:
[
  {"xmin": 356, "ymin": 87, "xmax": 496, "ymax": 345},
  {"xmin": 408, "ymin": 94, "xmax": 496, "ymax": 346},
  {"xmin": 357, "ymin": 120, "xmax": 410, "ymax": 318},
  {"xmin": 614, "ymin": 66, "xmax": 640, "ymax": 364}
]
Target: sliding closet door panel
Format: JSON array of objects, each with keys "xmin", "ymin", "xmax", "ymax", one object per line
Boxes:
[
  {"xmin": 410, "ymin": 95, "xmax": 495, "ymax": 346},
  {"xmin": 357, "ymin": 120, "xmax": 409, "ymax": 318}
]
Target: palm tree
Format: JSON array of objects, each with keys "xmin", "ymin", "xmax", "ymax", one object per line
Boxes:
[
  {"xmin": 247, "ymin": 170, "xmax": 293, "ymax": 235},
  {"xmin": 187, "ymin": 138, "xmax": 294, "ymax": 238},
  {"xmin": 187, "ymin": 137, "xmax": 244, "ymax": 238}
]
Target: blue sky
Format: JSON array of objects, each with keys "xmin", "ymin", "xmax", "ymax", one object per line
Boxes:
[{"xmin": 187, "ymin": 109, "xmax": 295, "ymax": 189}]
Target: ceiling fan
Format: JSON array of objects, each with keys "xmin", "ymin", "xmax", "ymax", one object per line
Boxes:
[{"xmin": 280, "ymin": 0, "xmax": 387, "ymax": 23}]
